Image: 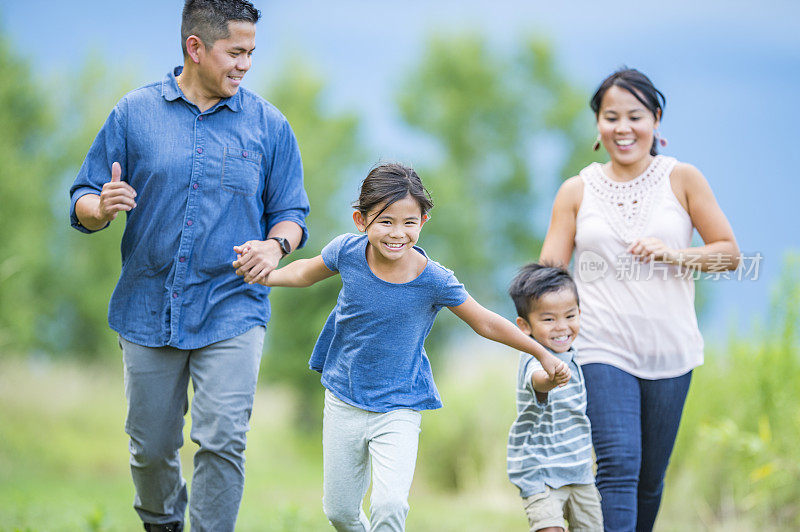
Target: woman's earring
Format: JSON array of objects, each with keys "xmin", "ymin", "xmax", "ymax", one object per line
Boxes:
[
  {"xmin": 655, "ymin": 129, "xmax": 668, "ymax": 147},
  {"xmin": 592, "ymin": 134, "xmax": 601, "ymax": 152}
]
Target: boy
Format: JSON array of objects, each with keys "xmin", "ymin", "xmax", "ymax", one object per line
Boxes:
[{"xmin": 507, "ymin": 263, "xmax": 603, "ymax": 532}]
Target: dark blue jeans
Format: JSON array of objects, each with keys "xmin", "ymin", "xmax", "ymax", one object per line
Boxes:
[{"xmin": 582, "ymin": 363, "xmax": 692, "ymax": 532}]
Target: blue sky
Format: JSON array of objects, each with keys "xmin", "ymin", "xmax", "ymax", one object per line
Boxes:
[{"xmin": 3, "ymin": 0, "xmax": 798, "ymax": 341}]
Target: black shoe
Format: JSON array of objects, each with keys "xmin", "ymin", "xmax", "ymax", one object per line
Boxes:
[{"xmin": 143, "ymin": 523, "xmax": 183, "ymax": 532}]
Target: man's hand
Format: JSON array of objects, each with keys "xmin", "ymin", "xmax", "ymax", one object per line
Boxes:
[
  {"xmin": 232, "ymin": 239, "xmax": 283, "ymax": 284},
  {"xmin": 98, "ymin": 162, "xmax": 137, "ymax": 223},
  {"xmin": 75, "ymin": 162, "xmax": 137, "ymax": 231}
]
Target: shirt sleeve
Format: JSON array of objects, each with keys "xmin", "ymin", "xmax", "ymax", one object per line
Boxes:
[
  {"xmin": 69, "ymin": 102, "xmax": 128, "ymax": 233},
  {"xmin": 320, "ymin": 234, "xmax": 349, "ymax": 272},
  {"xmin": 263, "ymin": 118, "xmax": 310, "ymax": 248},
  {"xmin": 435, "ymin": 268, "xmax": 469, "ymax": 308},
  {"xmin": 522, "ymin": 356, "xmax": 549, "ymax": 405}
]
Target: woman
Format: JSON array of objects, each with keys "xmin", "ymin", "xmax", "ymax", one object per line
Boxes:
[{"xmin": 540, "ymin": 68, "xmax": 739, "ymax": 532}]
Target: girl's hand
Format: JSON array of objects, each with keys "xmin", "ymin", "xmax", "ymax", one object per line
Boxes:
[
  {"xmin": 541, "ymin": 353, "xmax": 569, "ymax": 383},
  {"xmin": 627, "ymin": 237, "xmax": 677, "ymax": 264},
  {"xmin": 552, "ymin": 361, "xmax": 571, "ymax": 386}
]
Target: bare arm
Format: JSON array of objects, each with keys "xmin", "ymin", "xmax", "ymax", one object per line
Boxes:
[
  {"xmin": 448, "ymin": 296, "xmax": 569, "ymax": 384},
  {"xmin": 539, "ymin": 176, "xmax": 582, "ymax": 266},
  {"xmin": 261, "ymin": 255, "xmax": 337, "ymax": 287},
  {"xmin": 628, "ymin": 163, "xmax": 740, "ymax": 271}
]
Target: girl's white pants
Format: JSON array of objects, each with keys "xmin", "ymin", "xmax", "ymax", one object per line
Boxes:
[{"xmin": 322, "ymin": 389, "xmax": 422, "ymax": 531}]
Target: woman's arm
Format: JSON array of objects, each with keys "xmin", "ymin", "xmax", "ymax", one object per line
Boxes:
[
  {"xmin": 539, "ymin": 176, "xmax": 583, "ymax": 266},
  {"xmin": 448, "ymin": 296, "xmax": 569, "ymax": 384},
  {"xmin": 260, "ymin": 255, "xmax": 338, "ymax": 287},
  {"xmin": 628, "ymin": 163, "xmax": 740, "ymax": 271}
]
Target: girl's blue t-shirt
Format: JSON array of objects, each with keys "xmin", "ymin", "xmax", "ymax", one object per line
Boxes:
[{"xmin": 310, "ymin": 233, "xmax": 469, "ymax": 412}]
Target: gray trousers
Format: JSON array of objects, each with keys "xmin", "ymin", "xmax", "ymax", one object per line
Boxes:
[
  {"xmin": 322, "ymin": 389, "xmax": 422, "ymax": 531},
  {"xmin": 120, "ymin": 326, "xmax": 265, "ymax": 531}
]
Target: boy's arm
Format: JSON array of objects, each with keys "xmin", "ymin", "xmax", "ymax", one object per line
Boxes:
[
  {"xmin": 256, "ymin": 255, "xmax": 337, "ymax": 287},
  {"xmin": 449, "ymin": 296, "xmax": 570, "ymax": 384},
  {"xmin": 531, "ymin": 369, "xmax": 559, "ymax": 402}
]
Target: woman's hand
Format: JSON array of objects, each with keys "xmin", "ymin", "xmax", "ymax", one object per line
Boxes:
[{"xmin": 627, "ymin": 237, "xmax": 677, "ymax": 264}]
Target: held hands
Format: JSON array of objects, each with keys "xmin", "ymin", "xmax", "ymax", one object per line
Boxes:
[
  {"xmin": 540, "ymin": 353, "xmax": 571, "ymax": 387},
  {"xmin": 232, "ymin": 240, "xmax": 282, "ymax": 285},
  {"xmin": 98, "ymin": 162, "xmax": 137, "ymax": 223},
  {"xmin": 627, "ymin": 237, "xmax": 677, "ymax": 264}
]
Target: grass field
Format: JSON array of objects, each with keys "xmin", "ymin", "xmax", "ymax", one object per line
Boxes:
[
  {"xmin": 1, "ymin": 318, "xmax": 796, "ymax": 532},
  {"xmin": 0, "ymin": 355, "xmax": 526, "ymax": 532}
]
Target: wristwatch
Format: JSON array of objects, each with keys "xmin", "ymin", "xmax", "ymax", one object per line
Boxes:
[{"xmin": 268, "ymin": 236, "xmax": 292, "ymax": 257}]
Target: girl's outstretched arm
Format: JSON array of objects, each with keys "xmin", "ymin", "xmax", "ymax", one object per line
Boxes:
[
  {"xmin": 261, "ymin": 255, "xmax": 338, "ymax": 287},
  {"xmin": 449, "ymin": 296, "xmax": 570, "ymax": 384}
]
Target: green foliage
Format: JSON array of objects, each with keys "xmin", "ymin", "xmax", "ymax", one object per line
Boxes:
[
  {"xmin": 670, "ymin": 252, "xmax": 800, "ymax": 527},
  {"xmin": 396, "ymin": 34, "xmax": 595, "ymax": 353},
  {"xmin": 0, "ymin": 37, "xmax": 56, "ymax": 352},
  {"xmin": 43, "ymin": 57, "xmax": 134, "ymax": 357},
  {"xmin": 0, "ymin": 40, "xmax": 134, "ymax": 358}
]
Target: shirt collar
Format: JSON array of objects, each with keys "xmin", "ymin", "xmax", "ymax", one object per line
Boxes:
[
  {"xmin": 547, "ymin": 345, "xmax": 575, "ymax": 365},
  {"xmin": 162, "ymin": 66, "xmax": 243, "ymax": 113}
]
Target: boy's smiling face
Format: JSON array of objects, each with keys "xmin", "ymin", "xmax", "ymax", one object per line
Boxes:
[{"xmin": 516, "ymin": 288, "xmax": 580, "ymax": 353}]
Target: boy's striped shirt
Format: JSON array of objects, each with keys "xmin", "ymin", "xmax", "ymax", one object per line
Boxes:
[{"xmin": 507, "ymin": 347, "xmax": 595, "ymax": 497}]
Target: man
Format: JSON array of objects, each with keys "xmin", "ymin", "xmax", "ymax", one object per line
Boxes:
[{"xmin": 69, "ymin": 1, "xmax": 309, "ymax": 530}]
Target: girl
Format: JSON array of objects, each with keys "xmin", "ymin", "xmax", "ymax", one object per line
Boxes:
[
  {"xmin": 540, "ymin": 68, "xmax": 739, "ymax": 531},
  {"xmin": 236, "ymin": 162, "xmax": 568, "ymax": 531}
]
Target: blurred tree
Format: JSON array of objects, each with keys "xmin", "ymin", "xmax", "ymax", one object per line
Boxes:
[
  {"xmin": 396, "ymin": 35, "xmax": 595, "ymax": 350},
  {"xmin": 259, "ymin": 61, "xmax": 366, "ymax": 430},
  {"xmin": 45, "ymin": 58, "xmax": 134, "ymax": 358},
  {"xmin": 0, "ymin": 37, "xmax": 56, "ymax": 353}
]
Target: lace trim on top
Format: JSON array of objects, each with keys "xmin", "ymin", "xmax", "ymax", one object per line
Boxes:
[{"xmin": 581, "ymin": 155, "xmax": 677, "ymax": 244}]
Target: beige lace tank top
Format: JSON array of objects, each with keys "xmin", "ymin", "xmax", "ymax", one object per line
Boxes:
[{"xmin": 572, "ymin": 155, "xmax": 704, "ymax": 378}]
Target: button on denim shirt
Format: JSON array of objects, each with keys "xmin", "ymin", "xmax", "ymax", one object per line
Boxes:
[{"xmin": 69, "ymin": 67, "xmax": 310, "ymax": 349}]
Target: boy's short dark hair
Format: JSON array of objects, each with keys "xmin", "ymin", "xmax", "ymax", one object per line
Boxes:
[{"xmin": 509, "ymin": 262, "xmax": 579, "ymax": 318}]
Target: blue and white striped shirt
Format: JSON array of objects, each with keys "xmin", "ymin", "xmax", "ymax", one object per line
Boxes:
[{"xmin": 507, "ymin": 347, "xmax": 595, "ymax": 497}]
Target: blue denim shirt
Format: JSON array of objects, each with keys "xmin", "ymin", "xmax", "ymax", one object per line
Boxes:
[{"xmin": 69, "ymin": 67, "xmax": 310, "ymax": 349}]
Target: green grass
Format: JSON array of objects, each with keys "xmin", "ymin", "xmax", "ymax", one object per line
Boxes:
[
  {"xmin": 0, "ymin": 356, "xmax": 525, "ymax": 532},
  {"xmin": 2, "ymin": 260, "xmax": 797, "ymax": 532}
]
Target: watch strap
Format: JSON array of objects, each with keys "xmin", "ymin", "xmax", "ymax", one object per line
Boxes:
[{"xmin": 268, "ymin": 236, "xmax": 291, "ymax": 256}]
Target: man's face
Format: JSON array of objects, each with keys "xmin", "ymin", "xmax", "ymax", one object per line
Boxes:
[{"xmin": 196, "ymin": 21, "xmax": 256, "ymax": 100}]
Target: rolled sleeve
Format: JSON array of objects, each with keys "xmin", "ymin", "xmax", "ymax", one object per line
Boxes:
[
  {"xmin": 263, "ymin": 119, "xmax": 310, "ymax": 249},
  {"xmin": 69, "ymin": 103, "xmax": 127, "ymax": 233}
]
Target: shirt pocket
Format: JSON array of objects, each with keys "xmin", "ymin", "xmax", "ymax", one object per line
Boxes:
[{"xmin": 221, "ymin": 147, "xmax": 263, "ymax": 196}]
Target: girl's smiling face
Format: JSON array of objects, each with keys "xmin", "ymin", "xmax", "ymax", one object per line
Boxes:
[
  {"xmin": 353, "ymin": 194, "xmax": 428, "ymax": 264},
  {"xmin": 597, "ymin": 85, "xmax": 660, "ymax": 168}
]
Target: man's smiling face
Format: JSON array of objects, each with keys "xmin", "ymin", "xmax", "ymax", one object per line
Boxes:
[{"xmin": 196, "ymin": 20, "xmax": 255, "ymax": 100}]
